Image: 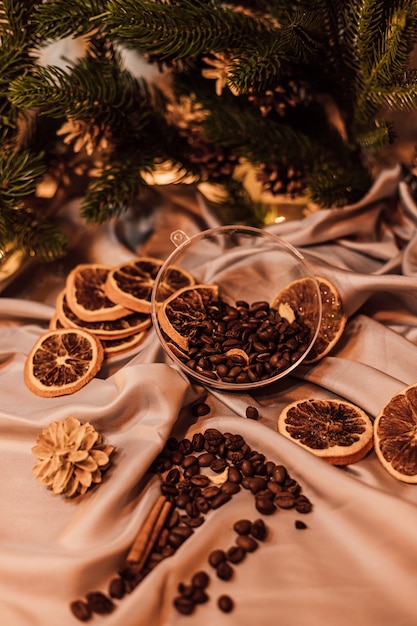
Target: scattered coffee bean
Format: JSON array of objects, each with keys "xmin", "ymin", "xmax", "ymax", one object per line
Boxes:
[
  {"xmin": 295, "ymin": 519, "xmax": 308, "ymax": 529},
  {"xmin": 236, "ymin": 534, "xmax": 258, "ymax": 553},
  {"xmin": 86, "ymin": 591, "xmax": 114, "ymax": 615},
  {"xmin": 233, "ymin": 519, "xmax": 252, "ymax": 535},
  {"xmin": 192, "ymin": 402, "xmax": 211, "ymax": 417},
  {"xmin": 192, "ymin": 570, "xmax": 210, "ymax": 589},
  {"xmin": 218, "ymin": 594, "xmax": 234, "ymax": 613},
  {"xmin": 255, "ymin": 494, "xmax": 277, "ymax": 515},
  {"xmin": 216, "ymin": 560, "xmax": 234, "ymax": 581},
  {"xmin": 226, "ymin": 545, "xmax": 246, "ymax": 564},
  {"xmin": 250, "ymin": 518, "xmax": 268, "ymax": 541},
  {"xmin": 108, "ymin": 577, "xmax": 125, "ymax": 599},
  {"xmin": 295, "ymin": 495, "xmax": 313, "ymax": 514},
  {"xmin": 70, "ymin": 600, "xmax": 91, "ymax": 622},
  {"xmin": 208, "ymin": 549, "xmax": 227, "ymax": 568},
  {"xmin": 246, "ymin": 405, "xmax": 259, "ymax": 420},
  {"xmin": 174, "ymin": 595, "xmax": 195, "ymax": 615},
  {"xmin": 192, "ymin": 588, "xmax": 209, "ymax": 604}
]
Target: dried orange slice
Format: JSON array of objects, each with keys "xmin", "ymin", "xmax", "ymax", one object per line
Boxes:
[
  {"xmin": 101, "ymin": 331, "xmax": 147, "ymax": 358},
  {"xmin": 66, "ymin": 264, "xmax": 133, "ymax": 322},
  {"xmin": 271, "ymin": 275, "xmax": 346, "ymax": 363},
  {"xmin": 24, "ymin": 328, "xmax": 104, "ymax": 397},
  {"xmin": 374, "ymin": 383, "xmax": 417, "ymax": 483},
  {"xmin": 105, "ymin": 256, "xmax": 195, "ymax": 314},
  {"xmin": 157, "ymin": 284, "xmax": 219, "ymax": 351},
  {"xmin": 55, "ymin": 290, "xmax": 151, "ymax": 340},
  {"xmin": 278, "ymin": 398, "xmax": 373, "ymax": 465}
]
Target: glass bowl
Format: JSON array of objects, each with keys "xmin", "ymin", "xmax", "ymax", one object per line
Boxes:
[{"xmin": 151, "ymin": 225, "xmax": 322, "ymax": 391}]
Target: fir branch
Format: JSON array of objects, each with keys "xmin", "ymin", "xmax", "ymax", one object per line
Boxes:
[
  {"xmin": 8, "ymin": 54, "xmax": 155, "ymax": 139},
  {"xmin": 367, "ymin": 77, "xmax": 417, "ymax": 112},
  {"xmin": 356, "ymin": 118, "xmax": 394, "ymax": 152},
  {"xmin": 0, "ymin": 149, "xmax": 46, "ymax": 208},
  {"xmin": 201, "ymin": 97, "xmax": 312, "ymax": 166},
  {"xmin": 32, "ymin": 0, "xmax": 106, "ymax": 42},
  {"xmin": 308, "ymin": 157, "xmax": 373, "ymax": 207},
  {"xmin": 12, "ymin": 212, "xmax": 68, "ymax": 261},
  {"xmin": 81, "ymin": 157, "xmax": 145, "ymax": 223},
  {"xmin": 103, "ymin": 0, "xmax": 274, "ymax": 59}
]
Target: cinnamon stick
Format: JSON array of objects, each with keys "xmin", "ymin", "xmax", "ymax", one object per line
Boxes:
[{"xmin": 127, "ymin": 495, "xmax": 172, "ymax": 571}]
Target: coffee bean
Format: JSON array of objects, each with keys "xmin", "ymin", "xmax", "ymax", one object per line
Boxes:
[
  {"xmin": 295, "ymin": 519, "xmax": 308, "ymax": 529},
  {"xmin": 216, "ymin": 560, "xmax": 234, "ymax": 580},
  {"xmin": 166, "ymin": 468, "xmax": 181, "ymax": 484},
  {"xmin": 198, "ymin": 452, "xmax": 215, "ymax": 467},
  {"xmin": 272, "ymin": 464, "xmax": 288, "ymax": 483},
  {"xmin": 240, "ymin": 459, "xmax": 254, "ymax": 477},
  {"xmin": 192, "ymin": 588, "xmax": 209, "ymax": 604},
  {"xmin": 236, "ymin": 534, "xmax": 258, "ymax": 553},
  {"xmin": 191, "ymin": 570, "xmax": 210, "ymax": 589},
  {"xmin": 275, "ymin": 492, "xmax": 296, "ymax": 509},
  {"xmin": 70, "ymin": 600, "xmax": 92, "ymax": 622},
  {"xmin": 233, "ymin": 519, "xmax": 252, "ymax": 535},
  {"xmin": 210, "ymin": 491, "xmax": 231, "ymax": 509},
  {"xmin": 226, "ymin": 545, "xmax": 246, "ymax": 564},
  {"xmin": 109, "ymin": 577, "xmax": 125, "ymax": 599},
  {"xmin": 246, "ymin": 405, "xmax": 259, "ymax": 420},
  {"xmin": 182, "ymin": 454, "xmax": 199, "ymax": 469},
  {"xmin": 192, "ymin": 402, "xmax": 211, "ymax": 417},
  {"xmin": 190, "ymin": 474, "xmax": 210, "ymax": 487},
  {"xmin": 192, "ymin": 432, "xmax": 205, "ymax": 451},
  {"xmin": 218, "ymin": 594, "xmax": 234, "ymax": 613},
  {"xmin": 182, "ymin": 514, "xmax": 205, "ymax": 528},
  {"xmin": 208, "ymin": 549, "xmax": 226, "ymax": 568},
  {"xmin": 174, "ymin": 595, "xmax": 195, "ymax": 615},
  {"xmin": 86, "ymin": 592, "xmax": 114, "ymax": 615},
  {"xmin": 201, "ymin": 485, "xmax": 220, "ymax": 500},
  {"xmin": 295, "ymin": 495, "xmax": 313, "ymax": 513},
  {"xmin": 210, "ymin": 457, "xmax": 228, "ymax": 473},
  {"xmin": 227, "ymin": 466, "xmax": 242, "ymax": 483},
  {"xmin": 255, "ymin": 494, "xmax": 277, "ymax": 515},
  {"xmin": 250, "ymin": 518, "xmax": 268, "ymax": 541},
  {"xmin": 220, "ymin": 481, "xmax": 240, "ymax": 495},
  {"xmin": 178, "ymin": 438, "xmax": 193, "ymax": 455}
]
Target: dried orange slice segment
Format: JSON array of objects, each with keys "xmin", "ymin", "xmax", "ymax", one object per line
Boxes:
[
  {"xmin": 105, "ymin": 256, "xmax": 195, "ymax": 314},
  {"xmin": 157, "ymin": 284, "xmax": 219, "ymax": 351},
  {"xmin": 374, "ymin": 383, "xmax": 417, "ymax": 483},
  {"xmin": 56, "ymin": 290, "xmax": 151, "ymax": 340},
  {"xmin": 66, "ymin": 264, "xmax": 133, "ymax": 322},
  {"xmin": 24, "ymin": 328, "xmax": 104, "ymax": 397},
  {"xmin": 278, "ymin": 398, "xmax": 373, "ymax": 465},
  {"xmin": 271, "ymin": 275, "xmax": 346, "ymax": 363}
]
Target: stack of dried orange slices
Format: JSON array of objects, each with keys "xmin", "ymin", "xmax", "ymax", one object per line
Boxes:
[
  {"xmin": 271, "ymin": 275, "xmax": 347, "ymax": 363},
  {"xmin": 24, "ymin": 257, "xmax": 195, "ymax": 397}
]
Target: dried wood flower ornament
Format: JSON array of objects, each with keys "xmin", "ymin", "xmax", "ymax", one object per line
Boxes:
[{"xmin": 32, "ymin": 416, "xmax": 115, "ymax": 497}]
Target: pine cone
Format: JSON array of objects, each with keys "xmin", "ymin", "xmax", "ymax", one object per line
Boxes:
[
  {"xmin": 248, "ymin": 79, "xmax": 310, "ymax": 117},
  {"xmin": 32, "ymin": 416, "xmax": 115, "ymax": 497},
  {"xmin": 257, "ymin": 162, "xmax": 306, "ymax": 197},
  {"xmin": 188, "ymin": 134, "xmax": 240, "ymax": 179}
]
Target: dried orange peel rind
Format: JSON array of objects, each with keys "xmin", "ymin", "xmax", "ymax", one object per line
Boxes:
[
  {"xmin": 278, "ymin": 398, "xmax": 373, "ymax": 465},
  {"xmin": 157, "ymin": 283, "xmax": 219, "ymax": 351},
  {"xmin": 271, "ymin": 275, "xmax": 347, "ymax": 363}
]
